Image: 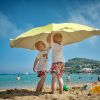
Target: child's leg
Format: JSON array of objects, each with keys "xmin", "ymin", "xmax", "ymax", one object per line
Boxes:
[
  {"xmin": 58, "ymin": 76, "xmax": 63, "ymax": 94},
  {"xmin": 51, "ymin": 73, "xmax": 57, "ymax": 93},
  {"xmin": 39, "ymin": 75, "xmax": 46, "ymax": 91},
  {"xmin": 36, "ymin": 75, "xmax": 46, "ymax": 92}
]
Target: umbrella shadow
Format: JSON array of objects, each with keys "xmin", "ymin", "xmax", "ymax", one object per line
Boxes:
[{"xmin": 0, "ymin": 89, "xmax": 51, "ymax": 99}]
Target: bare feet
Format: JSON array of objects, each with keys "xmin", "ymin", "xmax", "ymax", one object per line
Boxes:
[
  {"xmin": 59, "ymin": 90, "xmax": 63, "ymax": 94},
  {"xmin": 50, "ymin": 91, "xmax": 55, "ymax": 94},
  {"xmin": 35, "ymin": 90, "xmax": 42, "ymax": 93}
]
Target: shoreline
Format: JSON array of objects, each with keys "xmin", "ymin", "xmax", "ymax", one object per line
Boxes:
[{"xmin": 0, "ymin": 81, "xmax": 99, "ymax": 89}]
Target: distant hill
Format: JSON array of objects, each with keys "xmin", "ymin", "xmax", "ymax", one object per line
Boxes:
[
  {"xmin": 65, "ymin": 58, "xmax": 100, "ymax": 68},
  {"xmin": 65, "ymin": 58, "xmax": 100, "ymax": 73}
]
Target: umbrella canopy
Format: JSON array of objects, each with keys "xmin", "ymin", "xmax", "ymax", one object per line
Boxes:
[{"xmin": 10, "ymin": 23, "xmax": 100, "ymax": 50}]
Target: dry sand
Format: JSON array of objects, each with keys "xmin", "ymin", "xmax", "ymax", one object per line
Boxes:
[{"xmin": 0, "ymin": 84, "xmax": 100, "ymax": 100}]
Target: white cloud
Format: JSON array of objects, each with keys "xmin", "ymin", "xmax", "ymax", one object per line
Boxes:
[
  {"xmin": 67, "ymin": 2, "xmax": 100, "ymax": 27},
  {"xmin": 0, "ymin": 12, "xmax": 21, "ymax": 38},
  {"xmin": 66, "ymin": 2, "xmax": 100, "ymax": 46},
  {"xmin": 84, "ymin": 36, "xmax": 100, "ymax": 47},
  {"xmin": 0, "ymin": 12, "xmax": 34, "ymax": 38}
]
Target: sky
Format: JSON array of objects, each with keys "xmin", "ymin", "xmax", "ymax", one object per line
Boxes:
[{"xmin": 0, "ymin": 0, "xmax": 100, "ymax": 74}]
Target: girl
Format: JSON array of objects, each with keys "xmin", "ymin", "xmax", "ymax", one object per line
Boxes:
[
  {"xmin": 33, "ymin": 41, "xmax": 49, "ymax": 92},
  {"xmin": 47, "ymin": 33, "xmax": 65, "ymax": 94}
]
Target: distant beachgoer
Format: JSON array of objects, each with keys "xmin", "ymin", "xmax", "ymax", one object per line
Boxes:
[
  {"xmin": 98, "ymin": 74, "xmax": 100, "ymax": 81},
  {"xmin": 16, "ymin": 75, "xmax": 20, "ymax": 80},
  {"xmin": 66, "ymin": 73, "xmax": 71, "ymax": 83},
  {"xmin": 78, "ymin": 76, "xmax": 82, "ymax": 83},
  {"xmin": 33, "ymin": 41, "xmax": 50, "ymax": 92},
  {"xmin": 79, "ymin": 76, "xmax": 82, "ymax": 80},
  {"xmin": 91, "ymin": 77, "xmax": 93, "ymax": 80}
]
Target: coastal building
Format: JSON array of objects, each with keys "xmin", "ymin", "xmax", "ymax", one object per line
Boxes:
[{"xmin": 81, "ymin": 68, "xmax": 95, "ymax": 73}]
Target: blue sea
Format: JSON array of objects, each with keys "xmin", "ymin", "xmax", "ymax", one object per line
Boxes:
[{"xmin": 0, "ymin": 73, "xmax": 98, "ymax": 89}]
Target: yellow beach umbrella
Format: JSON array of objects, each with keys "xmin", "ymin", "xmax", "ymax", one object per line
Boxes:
[{"xmin": 10, "ymin": 23, "xmax": 100, "ymax": 50}]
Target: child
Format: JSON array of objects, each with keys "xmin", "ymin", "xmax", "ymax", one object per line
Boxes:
[
  {"xmin": 98, "ymin": 74, "xmax": 100, "ymax": 81},
  {"xmin": 33, "ymin": 41, "xmax": 49, "ymax": 92},
  {"xmin": 47, "ymin": 33, "xmax": 65, "ymax": 94}
]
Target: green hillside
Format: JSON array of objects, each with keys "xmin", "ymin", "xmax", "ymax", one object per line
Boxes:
[{"xmin": 65, "ymin": 58, "xmax": 100, "ymax": 73}]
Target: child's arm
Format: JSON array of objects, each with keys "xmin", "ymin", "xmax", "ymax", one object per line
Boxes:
[
  {"xmin": 47, "ymin": 33, "xmax": 52, "ymax": 48},
  {"xmin": 33, "ymin": 58, "xmax": 39, "ymax": 72}
]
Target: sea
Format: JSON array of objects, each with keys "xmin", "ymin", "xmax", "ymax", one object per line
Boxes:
[{"xmin": 0, "ymin": 73, "xmax": 98, "ymax": 89}]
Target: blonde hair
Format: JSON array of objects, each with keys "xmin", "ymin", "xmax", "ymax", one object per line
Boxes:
[
  {"xmin": 53, "ymin": 33, "xmax": 62, "ymax": 39},
  {"xmin": 35, "ymin": 41, "xmax": 46, "ymax": 49}
]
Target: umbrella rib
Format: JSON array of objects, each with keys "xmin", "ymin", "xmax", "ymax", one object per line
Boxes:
[
  {"xmin": 14, "ymin": 38, "xmax": 25, "ymax": 47},
  {"xmin": 65, "ymin": 32, "xmax": 79, "ymax": 42},
  {"xmin": 29, "ymin": 36, "xmax": 38, "ymax": 50}
]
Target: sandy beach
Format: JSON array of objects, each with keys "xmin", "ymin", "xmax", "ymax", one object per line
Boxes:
[{"xmin": 0, "ymin": 83, "xmax": 100, "ymax": 100}]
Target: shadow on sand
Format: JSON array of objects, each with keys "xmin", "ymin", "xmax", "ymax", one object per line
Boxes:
[{"xmin": 0, "ymin": 89, "xmax": 51, "ymax": 99}]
